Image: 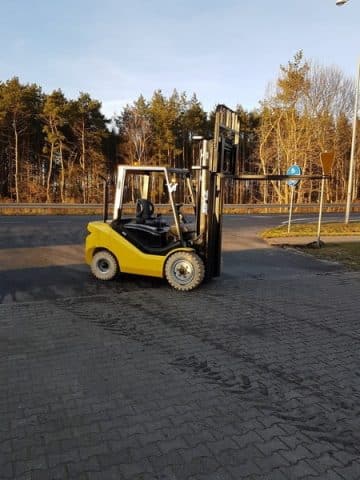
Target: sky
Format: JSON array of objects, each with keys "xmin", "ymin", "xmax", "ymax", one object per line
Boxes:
[{"xmin": 1, "ymin": 0, "xmax": 359, "ymax": 118}]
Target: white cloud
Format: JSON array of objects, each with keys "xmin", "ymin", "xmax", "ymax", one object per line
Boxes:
[{"xmin": 100, "ymin": 99, "xmax": 132, "ymax": 119}]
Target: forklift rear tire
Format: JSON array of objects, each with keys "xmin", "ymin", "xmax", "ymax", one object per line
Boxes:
[
  {"xmin": 165, "ymin": 251, "xmax": 205, "ymax": 291},
  {"xmin": 91, "ymin": 250, "xmax": 118, "ymax": 281}
]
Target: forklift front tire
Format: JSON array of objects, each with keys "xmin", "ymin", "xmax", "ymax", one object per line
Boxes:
[
  {"xmin": 165, "ymin": 251, "xmax": 205, "ymax": 291},
  {"xmin": 91, "ymin": 250, "xmax": 118, "ymax": 281}
]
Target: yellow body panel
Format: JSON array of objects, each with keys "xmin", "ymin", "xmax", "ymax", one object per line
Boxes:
[{"xmin": 85, "ymin": 221, "xmax": 193, "ymax": 278}]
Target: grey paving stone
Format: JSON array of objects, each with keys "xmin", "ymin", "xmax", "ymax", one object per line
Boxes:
[
  {"xmin": 0, "ymin": 462, "xmax": 14, "ymax": 479},
  {"xmin": 227, "ymin": 460, "xmax": 262, "ymax": 478},
  {"xmin": 334, "ymin": 464, "xmax": 360, "ymax": 480},
  {"xmin": 283, "ymin": 459, "xmax": 323, "ymax": 479},
  {"xmin": 157, "ymin": 437, "xmax": 189, "ymax": 455},
  {"xmin": 254, "ymin": 438, "xmax": 289, "ymax": 458},
  {"xmin": 254, "ymin": 452, "xmax": 290, "ymax": 473},
  {"xmin": 118, "ymin": 459, "xmax": 154, "ymax": 477},
  {"xmin": 2, "ymin": 267, "xmax": 360, "ymax": 480}
]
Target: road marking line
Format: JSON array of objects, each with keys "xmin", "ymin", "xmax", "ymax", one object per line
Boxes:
[{"xmin": 281, "ymin": 217, "xmax": 315, "ymax": 225}]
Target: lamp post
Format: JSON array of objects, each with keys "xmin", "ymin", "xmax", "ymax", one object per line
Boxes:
[
  {"xmin": 336, "ymin": 0, "xmax": 360, "ymax": 223},
  {"xmin": 345, "ymin": 61, "xmax": 360, "ymax": 223}
]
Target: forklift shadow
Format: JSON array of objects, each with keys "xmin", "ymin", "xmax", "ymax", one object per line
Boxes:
[
  {"xmin": 0, "ymin": 264, "xmax": 168, "ymax": 304},
  {"xmin": 1, "ymin": 243, "xmax": 339, "ymax": 303},
  {"xmin": 221, "ymin": 243, "xmax": 344, "ymax": 281},
  {"xmin": 118, "ymin": 272, "xmax": 165, "ymax": 289},
  {"xmin": 0, "ymin": 264, "xmax": 90, "ymax": 304}
]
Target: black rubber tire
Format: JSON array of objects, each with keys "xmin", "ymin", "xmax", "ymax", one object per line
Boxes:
[
  {"xmin": 91, "ymin": 250, "xmax": 118, "ymax": 281},
  {"xmin": 165, "ymin": 251, "xmax": 205, "ymax": 291}
]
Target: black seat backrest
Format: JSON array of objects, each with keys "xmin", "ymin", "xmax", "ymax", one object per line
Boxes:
[{"xmin": 136, "ymin": 199, "xmax": 155, "ymax": 224}]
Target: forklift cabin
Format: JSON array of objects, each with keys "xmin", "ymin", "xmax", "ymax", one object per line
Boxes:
[{"xmin": 85, "ymin": 105, "xmax": 241, "ymax": 291}]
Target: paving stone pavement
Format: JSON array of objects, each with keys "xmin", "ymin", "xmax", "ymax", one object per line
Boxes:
[{"xmin": 1, "ymin": 270, "xmax": 360, "ymax": 480}]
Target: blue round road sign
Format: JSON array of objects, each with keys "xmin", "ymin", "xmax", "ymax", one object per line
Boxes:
[{"xmin": 287, "ymin": 164, "xmax": 302, "ymax": 187}]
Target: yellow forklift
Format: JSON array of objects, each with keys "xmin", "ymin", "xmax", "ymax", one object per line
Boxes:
[{"xmin": 85, "ymin": 105, "xmax": 241, "ymax": 290}]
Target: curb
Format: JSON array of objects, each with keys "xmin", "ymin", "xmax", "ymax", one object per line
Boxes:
[{"xmin": 264, "ymin": 235, "xmax": 360, "ymax": 247}]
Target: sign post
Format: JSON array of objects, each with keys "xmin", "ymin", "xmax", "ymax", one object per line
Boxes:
[
  {"xmin": 316, "ymin": 152, "xmax": 334, "ymax": 247},
  {"xmin": 316, "ymin": 175, "xmax": 326, "ymax": 247},
  {"xmin": 288, "ymin": 187, "xmax": 295, "ymax": 234},
  {"xmin": 286, "ymin": 164, "xmax": 302, "ymax": 233}
]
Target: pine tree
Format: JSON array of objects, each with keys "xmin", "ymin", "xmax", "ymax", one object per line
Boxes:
[
  {"xmin": 68, "ymin": 92, "xmax": 108, "ymax": 202},
  {"xmin": 42, "ymin": 89, "xmax": 68, "ymax": 202},
  {"xmin": 0, "ymin": 77, "xmax": 43, "ymax": 202}
]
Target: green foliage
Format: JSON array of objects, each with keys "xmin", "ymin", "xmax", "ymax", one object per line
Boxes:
[
  {"xmin": 0, "ymin": 79, "xmax": 214, "ymax": 203},
  {"xmin": 0, "ymin": 79, "xmax": 110, "ymax": 203},
  {"xmin": 0, "ymin": 77, "xmax": 43, "ymax": 200},
  {"xmin": 117, "ymin": 90, "xmax": 210, "ymax": 168},
  {"xmin": 277, "ymin": 50, "xmax": 310, "ymax": 107}
]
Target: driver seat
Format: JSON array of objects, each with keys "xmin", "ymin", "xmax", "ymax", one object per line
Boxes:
[{"xmin": 136, "ymin": 199, "xmax": 155, "ymax": 224}]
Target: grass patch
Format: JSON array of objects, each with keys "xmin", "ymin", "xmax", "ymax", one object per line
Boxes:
[
  {"xmin": 261, "ymin": 222, "xmax": 360, "ymax": 238},
  {"xmin": 300, "ymin": 242, "xmax": 360, "ymax": 270},
  {"xmin": 261, "ymin": 222, "xmax": 360, "ymax": 269}
]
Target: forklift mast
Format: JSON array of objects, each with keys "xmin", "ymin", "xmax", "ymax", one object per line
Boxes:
[{"xmin": 198, "ymin": 105, "xmax": 241, "ymax": 279}]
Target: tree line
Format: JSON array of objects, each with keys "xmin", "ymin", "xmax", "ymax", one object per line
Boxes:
[
  {"xmin": 0, "ymin": 51, "xmax": 357, "ymax": 205},
  {"xmin": 0, "ymin": 78, "xmax": 117, "ymax": 203}
]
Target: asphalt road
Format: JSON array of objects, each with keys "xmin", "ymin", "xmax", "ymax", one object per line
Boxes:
[
  {"xmin": 1, "ymin": 214, "xmax": 360, "ymax": 479},
  {"xmin": 0, "ymin": 213, "xmax": 349, "ymax": 303}
]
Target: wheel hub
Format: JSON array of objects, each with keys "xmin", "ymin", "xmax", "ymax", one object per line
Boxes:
[
  {"xmin": 172, "ymin": 259, "xmax": 194, "ymax": 285},
  {"xmin": 97, "ymin": 259, "xmax": 110, "ymax": 273}
]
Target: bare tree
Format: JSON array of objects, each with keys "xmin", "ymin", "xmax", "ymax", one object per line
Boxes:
[{"xmin": 258, "ymin": 52, "xmax": 354, "ymax": 204}]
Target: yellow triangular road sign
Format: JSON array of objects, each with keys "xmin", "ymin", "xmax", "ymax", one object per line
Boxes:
[{"xmin": 320, "ymin": 151, "xmax": 335, "ymax": 175}]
